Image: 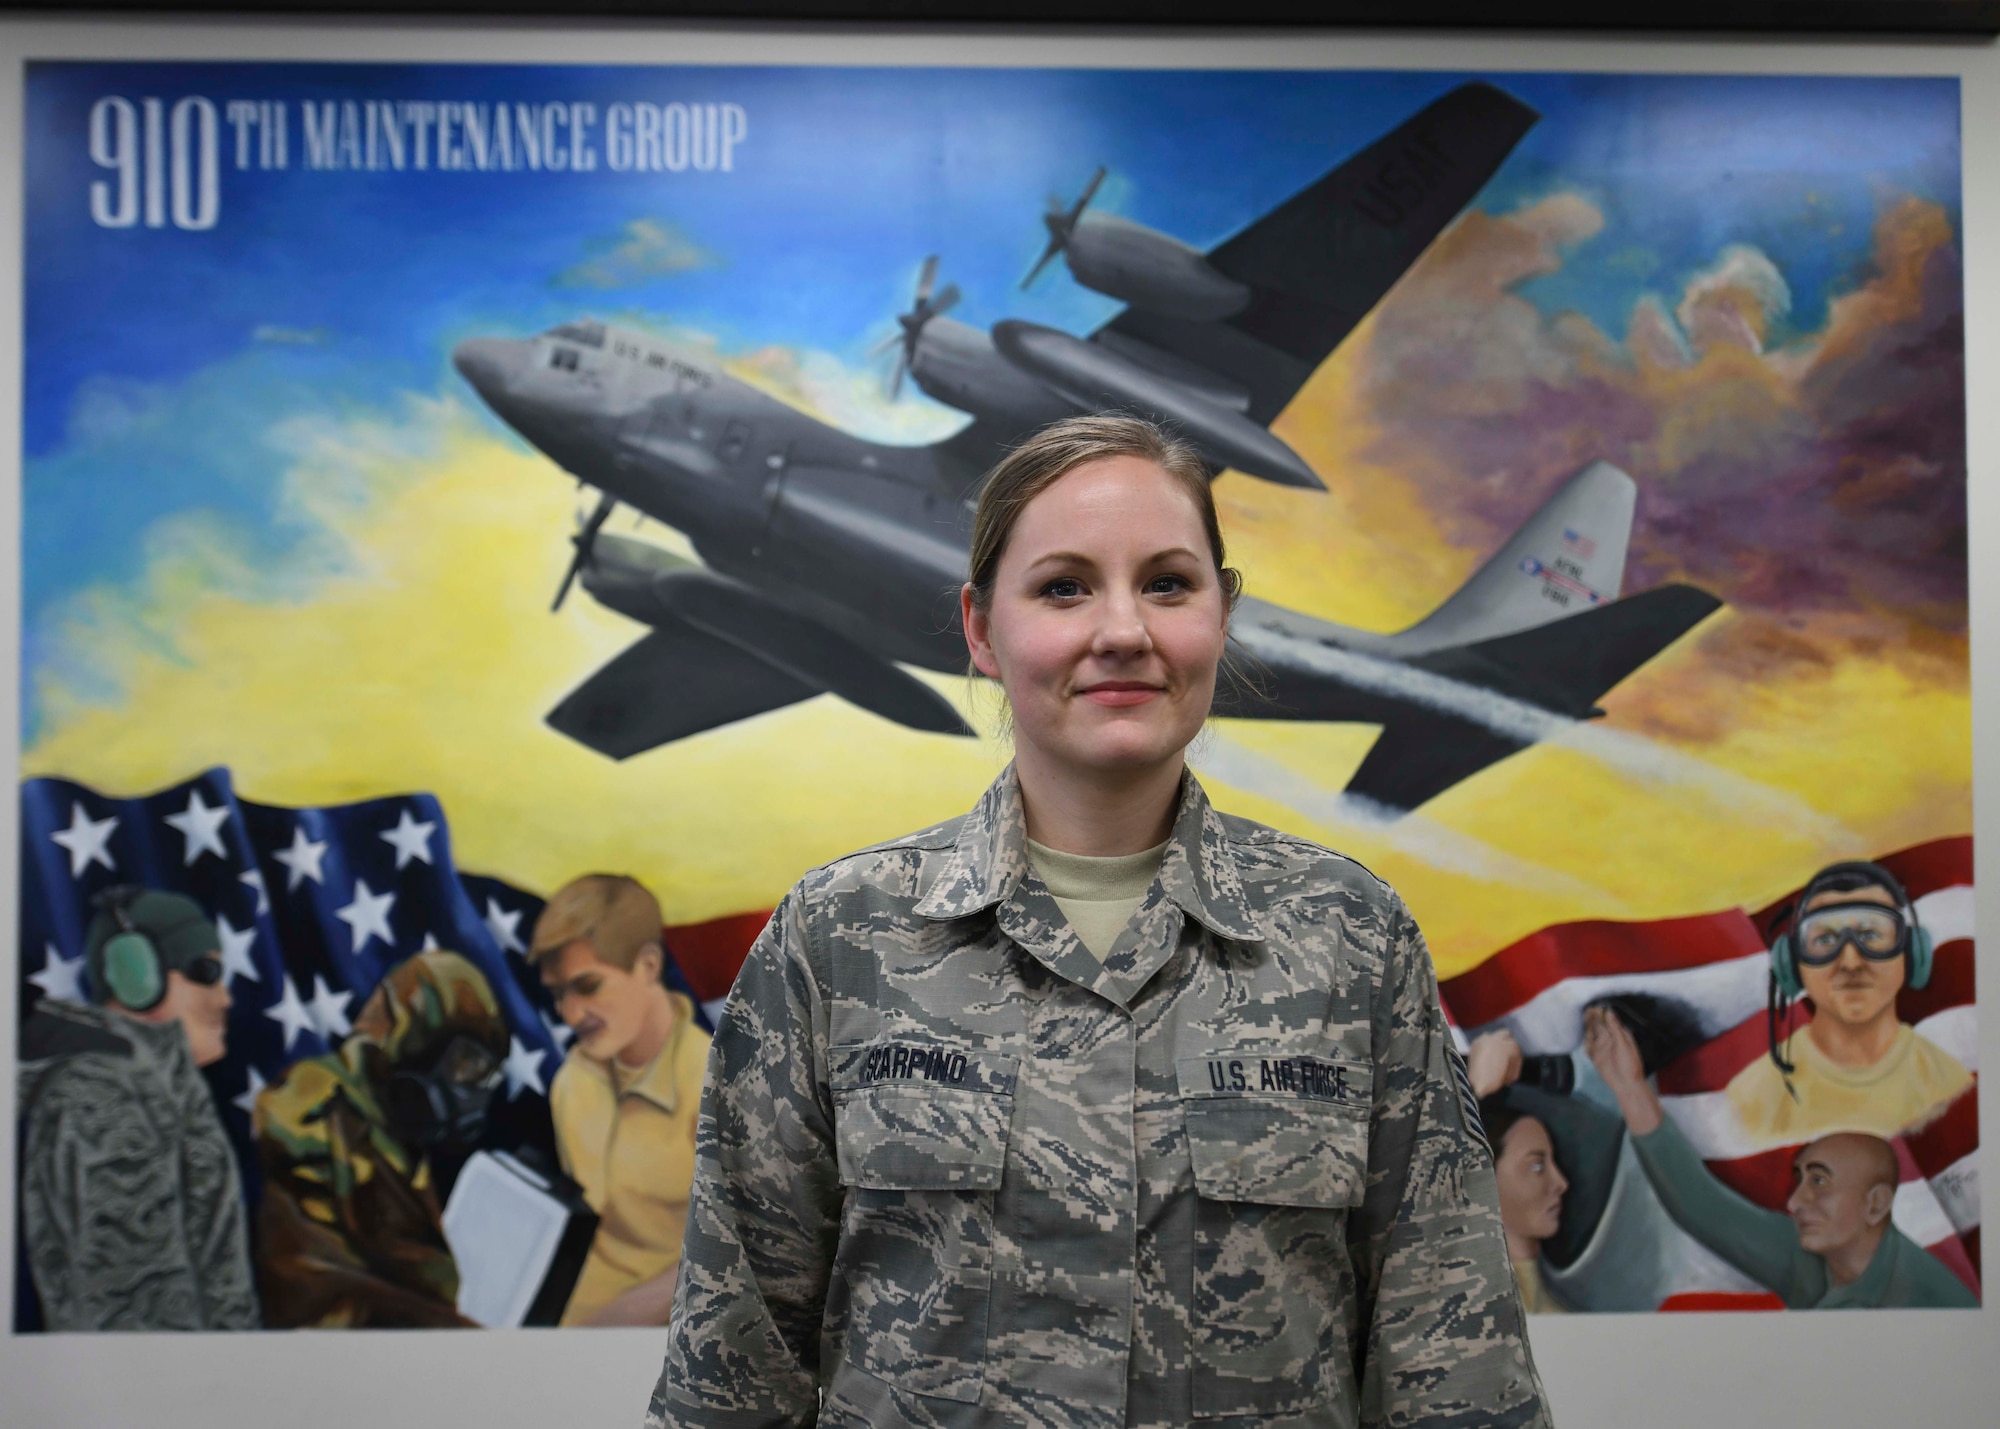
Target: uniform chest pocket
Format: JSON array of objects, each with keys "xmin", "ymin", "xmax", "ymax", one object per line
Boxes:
[
  {"xmin": 828, "ymin": 1042, "xmax": 1019, "ymax": 1404},
  {"xmin": 1177, "ymin": 1052, "xmax": 1372, "ymax": 1421}
]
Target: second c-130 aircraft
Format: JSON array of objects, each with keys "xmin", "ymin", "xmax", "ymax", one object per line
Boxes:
[{"xmin": 455, "ymin": 82, "xmax": 1721, "ymax": 814}]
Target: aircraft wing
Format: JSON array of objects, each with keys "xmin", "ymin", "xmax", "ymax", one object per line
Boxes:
[
  {"xmin": 549, "ymin": 567, "xmax": 974, "ymax": 759},
  {"xmin": 547, "ymin": 626, "xmax": 818, "ymax": 759},
  {"xmin": 1097, "ymin": 82, "xmax": 1539, "ymax": 426},
  {"xmin": 1345, "ymin": 711, "xmax": 1530, "ymax": 814}
]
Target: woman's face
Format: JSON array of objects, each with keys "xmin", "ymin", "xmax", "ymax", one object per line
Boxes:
[
  {"xmin": 1495, "ymin": 1116, "xmax": 1569, "ymax": 1249},
  {"xmin": 964, "ymin": 455, "xmax": 1229, "ymax": 781}
]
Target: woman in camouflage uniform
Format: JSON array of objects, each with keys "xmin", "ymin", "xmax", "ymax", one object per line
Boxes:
[{"xmin": 652, "ymin": 416, "xmax": 1550, "ymax": 1429}]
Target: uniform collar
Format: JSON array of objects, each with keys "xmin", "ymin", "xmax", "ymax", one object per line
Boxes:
[
  {"xmin": 914, "ymin": 763, "xmax": 1266, "ymax": 945},
  {"xmin": 566, "ymin": 993, "xmax": 693, "ymax": 1115}
]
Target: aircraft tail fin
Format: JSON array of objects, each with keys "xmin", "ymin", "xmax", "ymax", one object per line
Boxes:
[{"xmin": 1390, "ymin": 460, "xmax": 1636, "ymax": 654}]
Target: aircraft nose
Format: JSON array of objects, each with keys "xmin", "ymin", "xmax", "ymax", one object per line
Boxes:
[{"xmin": 452, "ymin": 337, "xmax": 516, "ymax": 399}]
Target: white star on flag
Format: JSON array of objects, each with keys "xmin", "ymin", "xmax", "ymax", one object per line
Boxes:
[
  {"xmin": 541, "ymin": 1010, "xmax": 575, "ymax": 1052},
  {"xmin": 379, "ymin": 808, "xmax": 437, "ymax": 870},
  {"xmin": 335, "ymin": 879, "xmax": 397, "ymax": 954},
  {"xmin": 420, "ymin": 932, "xmax": 441, "ymax": 952},
  {"xmin": 29, "ymin": 944, "xmax": 87, "ymax": 1003},
  {"xmin": 240, "ymin": 867, "xmax": 271, "ymax": 916},
  {"xmin": 273, "ymin": 824, "xmax": 329, "ymax": 891},
  {"xmin": 51, "ymin": 803, "xmax": 118, "ymax": 879},
  {"xmin": 232, "ymin": 1065, "xmax": 268, "ymax": 1119},
  {"xmin": 308, "ymin": 975, "xmax": 354, "ymax": 1039},
  {"xmin": 215, "ymin": 914, "xmax": 261, "ymax": 986},
  {"xmin": 163, "ymin": 789, "xmax": 230, "ymax": 866},
  {"xmin": 502, "ymin": 1035, "xmax": 547, "ymax": 1100},
  {"xmin": 483, "ymin": 897, "xmax": 526, "ymax": 955},
  {"xmin": 264, "ymin": 978, "xmax": 316, "ymax": 1051}
]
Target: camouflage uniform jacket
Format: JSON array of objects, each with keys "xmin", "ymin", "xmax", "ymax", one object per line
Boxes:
[
  {"xmin": 16, "ymin": 998, "xmax": 259, "ymax": 1330},
  {"xmin": 651, "ymin": 769, "xmax": 1549, "ymax": 1429}
]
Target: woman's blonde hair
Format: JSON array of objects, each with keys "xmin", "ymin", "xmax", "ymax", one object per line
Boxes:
[{"xmin": 965, "ymin": 414, "xmax": 1244, "ymax": 613}]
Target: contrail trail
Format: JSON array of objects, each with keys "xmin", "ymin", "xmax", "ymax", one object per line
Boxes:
[
  {"xmin": 1234, "ymin": 629, "xmax": 1857, "ymax": 845},
  {"xmin": 1194, "ymin": 733, "xmax": 1629, "ymax": 905}
]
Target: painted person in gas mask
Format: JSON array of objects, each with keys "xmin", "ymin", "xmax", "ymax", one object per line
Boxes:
[{"xmin": 252, "ymin": 949, "xmax": 507, "ymax": 1327}]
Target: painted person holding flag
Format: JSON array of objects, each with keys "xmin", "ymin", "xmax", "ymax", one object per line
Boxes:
[{"xmin": 1585, "ymin": 1003, "xmax": 1973, "ymax": 1309}]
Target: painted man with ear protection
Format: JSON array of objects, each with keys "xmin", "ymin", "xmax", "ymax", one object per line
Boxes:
[
  {"xmin": 16, "ymin": 886, "xmax": 260, "ymax": 1330},
  {"xmin": 253, "ymin": 949, "xmax": 508, "ymax": 1327},
  {"xmin": 1724, "ymin": 861, "xmax": 1971, "ymax": 1149}
]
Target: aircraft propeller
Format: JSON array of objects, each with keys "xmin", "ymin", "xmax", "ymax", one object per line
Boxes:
[
  {"xmin": 553, "ymin": 490, "xmax": 618, "ymax": 612},
  {"xmin": 873, "ymin": 254, "xmax": 959, "ymax": 400},
  {"xmin": 1022, "ymin": 166, "xmax": 1107, "ymax": 289}
]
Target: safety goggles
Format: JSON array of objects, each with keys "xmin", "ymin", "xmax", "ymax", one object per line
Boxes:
[
  {"xmin": 1794, "ymin": 901, "xmax": 1908, "ymax": 967},
  {"xmin": 177, "ymin": 953, "xmax": 225, "ymax": 988}
]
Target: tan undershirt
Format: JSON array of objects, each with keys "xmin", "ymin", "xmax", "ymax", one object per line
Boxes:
[{"xmin": 1025, "ymin": 838, "xmax": 1167, "ymax": 962}]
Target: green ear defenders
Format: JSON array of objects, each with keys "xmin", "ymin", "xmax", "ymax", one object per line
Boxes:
[
  {"xmin": 92, "ymin": 885, "xmax": 166, "ymax": 1012},
  {"xmin": 1770, "ymin": 860, "xmax": 1933, "ymax": 1001}
]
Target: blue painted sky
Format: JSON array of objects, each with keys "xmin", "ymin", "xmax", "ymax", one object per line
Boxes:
[{"xmin": 21, "ymin": 63, "xmax": 1960, "ymax": 737}]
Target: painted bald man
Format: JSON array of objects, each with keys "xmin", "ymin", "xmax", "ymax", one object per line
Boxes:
[{"xmin": 1585, "ymin": 1005, "xmax": 1974, "ymax": 1309}]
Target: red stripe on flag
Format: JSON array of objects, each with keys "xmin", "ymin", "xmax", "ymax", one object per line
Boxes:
[
  {"xmin": 1706, "ymin": 1145, "xmax": 1800, "ymax": 1210},
  {"xmin": 664, "ymin": 909, "xmax": 773, "ymax": 1003},
  {"xmin": 1905, "ymin": 1084, "xmax": 1979, "ymax": 1182},
  {"xmin": 1900, "ymin": 938, "xmax": 1976, "ymax": 1025},
  {"xmin": 1441, "ymin": 910, "xmax": 1766, "ymax": 1027},
  {"xmin": 1658, "ymin": 1290, "xmax": 1785, "ymax": 1312}
]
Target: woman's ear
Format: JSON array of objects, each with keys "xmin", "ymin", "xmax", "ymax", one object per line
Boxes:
[{"xmin": 962, "ymin": 583, "xmax": 1002, "ymax": 679}]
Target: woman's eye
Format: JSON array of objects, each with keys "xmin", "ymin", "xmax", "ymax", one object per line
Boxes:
[
  {"xmin": 1146, "ymin": 573, "xmax": 1192, "ymax": 596},
  {"xmin": 1041, "ymin": 578, "xmax": 1085, "ymax": 601}
]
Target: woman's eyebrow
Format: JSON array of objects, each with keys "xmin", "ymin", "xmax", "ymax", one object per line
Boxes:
[{"xmin": 1022, "ymin": 546, "xmax": 1201, "ymax": 572}]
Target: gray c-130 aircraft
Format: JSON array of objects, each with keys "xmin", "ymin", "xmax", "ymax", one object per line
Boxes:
[{"xmin": 455, "ymin": 82, "xmax": 1722, "ymax": 813}]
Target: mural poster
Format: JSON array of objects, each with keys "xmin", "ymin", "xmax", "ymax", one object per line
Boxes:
[{"xmin": 15, "ymin": 62, "xmax": 1972, "ymax": 1332}]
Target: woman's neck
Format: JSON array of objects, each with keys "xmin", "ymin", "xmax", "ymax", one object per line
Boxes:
[{"xmin": 1014, "ymin": 748, "xmax": 1184, "ymax": 856}]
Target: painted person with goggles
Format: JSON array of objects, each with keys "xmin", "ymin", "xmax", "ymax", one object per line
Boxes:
[{"xmin": 1725, "ymin": 861, "xmax": 1970, "ymax": 1149}]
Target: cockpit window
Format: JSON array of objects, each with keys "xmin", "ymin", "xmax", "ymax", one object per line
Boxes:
[
  {"xmin": 549, "ymin": 347, "xmax": 581, "ymax": 371},
  {"xmin": 550, "ymin": 320, "xmax": 606, "ymax": 349}
]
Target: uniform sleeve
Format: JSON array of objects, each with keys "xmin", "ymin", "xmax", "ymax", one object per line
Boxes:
[
  {"xmin": 1630, "ymin": 1117, "xmax": 1807, "ymax": 1301},
  {"xmin": 1349, "ymin": 902, "xmax": 1552, "ymax": 1429},
  {"xmin": 647, "ymin": 891, "xmax": 843, "ymax": 1429},
  {"xmin": 20, "ymin": 1061, "xmax": 186, "ymax": 1331}
]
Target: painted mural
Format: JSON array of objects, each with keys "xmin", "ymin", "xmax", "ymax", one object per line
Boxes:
[{"xmin": 15, "ymin": 62, "xmax": 1973, "ymax": 1331}]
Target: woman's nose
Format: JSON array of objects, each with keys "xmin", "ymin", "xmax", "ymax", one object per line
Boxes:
[{"xmin": 1091, "ymin": 589, "xmax": 1151, "ymax": 653}]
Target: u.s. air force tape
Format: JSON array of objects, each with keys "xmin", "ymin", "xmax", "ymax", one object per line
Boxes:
[{"xmin": 1175, "ymin": 1052, "xmax": 1371, "ymax": 1106}]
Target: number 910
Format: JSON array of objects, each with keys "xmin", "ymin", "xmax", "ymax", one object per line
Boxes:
[{"xmin": 90, "ymin": 96, "xmax": 219, "ymax": 230}]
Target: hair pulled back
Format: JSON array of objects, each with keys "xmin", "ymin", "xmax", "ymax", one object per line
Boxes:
[{"xmin": 965, "ymin": 414, "xmax": 1244, "ymax": 613}]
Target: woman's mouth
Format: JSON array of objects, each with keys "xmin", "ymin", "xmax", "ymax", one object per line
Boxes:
[{"xmin": 1080, "ymin": 681, "xmax": 1162, "ymax": 708}]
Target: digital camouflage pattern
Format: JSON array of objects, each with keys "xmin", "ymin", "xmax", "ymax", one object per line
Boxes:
[
  {"xmin": 16, "ymin": 998, "xmax": 259, "ymax": 1330},
  {"xmin": 651, "ymin": 768, "xmax": 1549, "ymax": 1429},
  {"xmin": 252, "ymin": 949, "xmax": 507, "ymax": 1328}
]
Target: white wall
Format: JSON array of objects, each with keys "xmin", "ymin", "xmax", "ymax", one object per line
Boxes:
[{"xmin": 1, "ymin": 15, "xmax": 1994, "ymax": 1428}]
